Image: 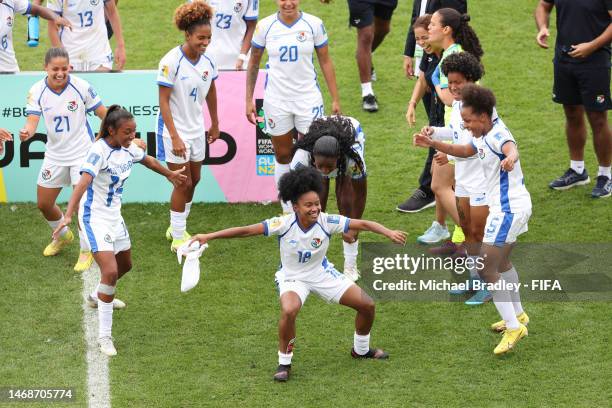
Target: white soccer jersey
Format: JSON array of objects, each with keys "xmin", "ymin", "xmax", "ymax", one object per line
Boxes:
[
  {"xmin": 471, "ymin": 118, "xmax": 532, "ymax": 214},
  {"xmin": 26, "ymin": 75, "xmax": 102, "ymax": 166},
  {"xmin": 290, "ymin": 116, "xmax": 367, "ymax": 180},
  {"xmin": 0, "ymin": 0, "xmax": 30, "ymax": 73},
  {"xmin": 156, "ymin": 46, "xmax": 218, "ymax": 141},
  {"xmin": 263, "ymin": 212, "xmax": 350, "ymax": 282},
  {"xmin": 252, "ymin": 11, "xmax": 327, "ymax": 103},
  {"xmin": 47, "ymin": 0, "xmax": 112, "ymax": 66},
  {"xmin": 79, "ymin": 139, "xmax": 145, "ymax": 223},
  {"xmin": 205, "ymin": 0, "xmax": 258, "ymax": 70}
]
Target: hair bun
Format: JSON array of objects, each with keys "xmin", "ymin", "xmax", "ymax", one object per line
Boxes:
[{"xmin": 461, "ymin": 14, "xmax": 471, "ymax": 23}]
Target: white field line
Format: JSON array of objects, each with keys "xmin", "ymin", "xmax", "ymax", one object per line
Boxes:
[{"xmin": 82, "ymin": 264, "xmax": 111, "ymax": 408}]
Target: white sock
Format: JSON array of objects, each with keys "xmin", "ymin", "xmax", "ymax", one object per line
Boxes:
[
  {"xmin": 570, "ymin": 160, "xmax": 585, "ymax": 174},
  {"xmin": 353, "ymin": 332, "xmax": 370, "ymax": 355},
  {"xmin": 502, "ymin": 266, "xmax": 524, "ymax": 315},
  {"xmin": 491, "ymin": 278, "xmax": 519, "ymax": 330},
  {"xmin": 170, "ymin": 210, "xmax": 186, "ymax": 240},
  {"xmin": 274, "ymin": 160, "xmax": 292, "ymax": 213},
  {"xmin": 361, "ymin": 82, "xmax": 373, "ymax": 97},
  {"xmin": 598, "ymin": 166, "xmax": 611, "ymax": 179},
  {"xmin": 278, "ymin": 351, "xmax": 293, "ymax": 366},
  {"xmin": 343, "ymin": 240, "xmax": 359, "ymax": 268},
  {"xmin": 184, "ymin": 201, "xmax": 193, "ymax": 220},
  {"xmin": 47, "ymin": 216, "xmax": 68, "ymax": 238},
  {"xmin": 78, "ymin": 228, "xmax": 89, "ymax": 251},
  {"xmin": 98, "ymin": 299, "xmax": 114, "ymax": 339}
]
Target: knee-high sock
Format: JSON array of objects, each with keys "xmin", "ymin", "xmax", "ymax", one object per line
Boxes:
[
  {"xmin": 502, "ymin": 266, "xmax": 524, "ymax": 315},
  {"xmin": 98, "ymin": 299, "xmax": 113, "ymax": 339},
  {"xmin": 491, "ymin": 277, "xmax": 519, "ymax": 330},
  {"xmin": 343, "ymin": 240, "xmax": 359, "ymax": 268},
  {"xmin": 274, "ymin": 160, "xmax": 292, "ymax": 213}
]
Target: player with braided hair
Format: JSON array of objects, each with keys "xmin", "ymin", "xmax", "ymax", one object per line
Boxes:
[{"xmin": 290, "ymin": 116, "xmax": 367, "ymax": 281}]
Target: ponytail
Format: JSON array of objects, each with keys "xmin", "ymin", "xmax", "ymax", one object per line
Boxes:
[
  {"xmin": 97, "ymin": 105, "xmax": 133, "ymax": 141},
  {"xmin": 437, "ymin": 8, "xmax": 483, "ymax": 60}
]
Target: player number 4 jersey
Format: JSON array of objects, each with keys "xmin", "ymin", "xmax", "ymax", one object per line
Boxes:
[{"xmin": 263, "ymin": 212, "xmax": 350, "ymax": 281}]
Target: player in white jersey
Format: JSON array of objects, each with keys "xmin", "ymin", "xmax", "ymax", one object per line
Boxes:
[
  {"xmin": 414, "ymin": 84, "xmax": 532, "ymax": 355},
  {"xmin": 190, "ymin": 167, "xmax": 406, "ymax": 381},
  {"xmin": 290, "ymin": 116, "xmax": 367, "ymax": 282},
  {"xmin": 20, "ymin": 48, "xmax": 108, "ymax": 272},
  {"xmin": 157, "ymin": 1, "xmax": 220, "ymax": 252},
  {"xmin": 203, "ymin": 0, "xmax": 258, "ymax": 70},
  {"xmin": 424, "ymin": 52, "xmax": 491, "ymax": 305},
  {"xmin": 0, "ymin": 0, "xmax": 71, "ymax": 73},
  {"xmin": 52, "ymin": 106, "xmax": 186, "ymax": 356},
  {"xmin": 246, "ymin": 0, "xmax": 341, "ymax": 214},
  {"xmin": 47, "ymin": 0, "xmax": 126, "ymax": 71}
]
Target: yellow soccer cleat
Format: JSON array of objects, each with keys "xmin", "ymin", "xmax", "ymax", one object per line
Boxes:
[
  {"xmin": 166, "ymin": 226, "xmax": 191, "ymax": 242},
  {"xmin": 491, "ymin": 312, "xmax": 530, "ymax": 333},
  {"xmin": 494, "ymin": 323, "xmax": 528, "ymax": 355},
  {"xmin": 451, "ymin": 225, "xmax": 465, "ymax": 244},
  {"xmin": 43, "ymin": 229, "xmax": 74, "ymax": 256},
  {"xmin": 171, "ymin": 237, "xmax": 189, "ymax": 253},
  {"xmin": 74, "ymin": 250, "xmax": 94, "ymax": 272}
]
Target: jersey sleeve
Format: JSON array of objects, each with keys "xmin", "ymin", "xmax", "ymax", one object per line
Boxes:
[
  {"xmin": 25, "ymin": 83, "xmax": 42, "ymax": 116},
  {"xmin": 83, "ymin": 82, "xmax": 102, "ymax": 112},
  {"xmin": 46, "ymin": 0, "xmax": 62, "ymax": 14},
  {"xmin": 157, "ymin": 54, "xmax": 176, "ymax": 88},
  {"xmin": 80, "ymin": 143, "xmax": 106, "ymax": 178},
  {"xmin": 251, "ymin": 18, "xmax": 268, "ymax": 49},
  {"xmin": 262, "ymin": 214, "xmax": 293, "ymax": 237},
  {"xmin": 15, "ymin": 0, "xmax": 31, "ymax": 15},
  {"xmin": 488, "ymin": 127, "xmax": 516, "ymax": 154},
  {"xmin": 323, "ymin": 213, "xmax": 350, "ymax": 235},
  {"xmin": 244, "ymin": 0, "xmax": 258, "ymax": 20},
  {"xmin": 314, "ymin": 19, "xmax": 328, "ymax": 49},
  {"xmin": 127, "ymin": 144, "xmax": 146, "ymax": 163},
  {"xmin": 290, "ymin": 149, "xmax": 311, "ymax": 171}
]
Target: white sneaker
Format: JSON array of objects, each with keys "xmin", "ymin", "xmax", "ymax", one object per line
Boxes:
[
  {"xmin": 344, "ymin": 264, "xmax": 360, "ymax": 282},
  {"xmin": 86, "ymin": 295, "xmax": 126, "ymax": 310},
  {"xmin": 98, "ymin": 336, "xmax": 117, "ymax": 356},
  {"xmin": 416, "ymin": 221, "xmax": 450, "ymax": 244}
]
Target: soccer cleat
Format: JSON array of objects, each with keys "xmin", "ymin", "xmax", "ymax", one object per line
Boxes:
[
  {"xmin": 98, "ymin": 336, "xmax": 117, "ymax": 357},
  {"xmin": 449, "ymin": 278, "xmax": 473, "ymax": 295},
  {"xmin": 351, "ymin": 347, "xmax": 389, "ymax": 359},
  {"xmin": 417, "ymin": 221, "xmax": 450, "ymax": 244},
  {"xmin": 43, "ymin": 229, "xmax": 74, "ymax": 256},
  {"xmin": 166, "ymin": 226, "xmax": 191, "ymax": 242},
  {"xmin": 549, "ymin": 168, "xmax": 590, "ymax": 190},
  {"xmin": 451, "ymin": 225, "xmax": 465, "ymax": 244},
  {"xmin": 362, "ymin": 94, "xmax": 378, "ymax": 112},
  {"xmin": 170, "ymin": 237, "xmax": 190, "ymax": 252},
  {"xmin": 591, "ymin": 175, "xmax": 611, "ymax": 198},
  {"xmin": 396, "ymin": 188, "xmax": 435, "ymax": 213},
  {"xmin": 494, "ymin": 323, "xmax": 528, "ymax": 355},
  {"xmin": 273, "ymin": 364, "xmax": 291, "ymax": 382},
  {"xmin": 491, "ymin": 312, "xmax": 530, "ymax": 333},
  {"xmin": 343, "ymin": 264, "xmax": 360, "ymax": 282},
  {"xmin": 464, "ymin": 288, "xmax": 492, "ymax": 305},
  {"xmin": 428, "ymin": 241, "xmax": 458, "ymax": 256},
  {"xmin": 74, "ymin": 250, "xmax": 94, "ymax": 272},
  {"xmin": 86, "ymin": 294, "xmax": 126, "ymax": 310}
]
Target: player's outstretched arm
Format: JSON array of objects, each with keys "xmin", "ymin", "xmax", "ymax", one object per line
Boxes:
[
  {"xmin": 413, "ymin": 133, "xmax": 476, "ymax": 158},
  {"xmin": 347, "ymin": 219, "xmax": 407, "ymax": 245},
  {"xmin": 190, "ymin": 223, "xmax": 266, "ymax": 246},
  {"xmin": 31, "ymin": 4, "xmax": 72, "ymax": 31},
  {"xmin": 52, "ymin": 173, "xmax": 93, "ymax": 239},
  {"xmin": 140, "ymin": 156, "xmax": 187, "ymax": 187},
  {"xmin": 19, "ymin": 115, "xmax": 41, "ymax": 142}
]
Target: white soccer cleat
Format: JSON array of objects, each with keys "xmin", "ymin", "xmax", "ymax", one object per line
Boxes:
[
  {"xmin": 344, "ymin": 264, "xmax": 360, "ymax": 282},
  {"xmin": 98, "ymin": 336, "xmax": 117, "ymax": 356},
  {"xmin": 86, "ymin": 295, "xmax": 126, "ymax": 310}
]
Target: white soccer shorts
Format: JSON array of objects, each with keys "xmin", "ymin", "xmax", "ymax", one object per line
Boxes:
[
  {"xmin": 483, "ymin": 210, "xmax": 531, "ymax": 247},
  {"xmin": 274, "ymin": 267, "xmax": 354, "ymax": 305},
  {"xmin": 79, "ymin": 217, "xmax": 131, "ymax": 254},
  {"xmin": 37, "ymin": 159, "xmax": 81, "ymax": 188},
  {"xmin": 158, "ymin": 135, "xmax": 206, "ymax": 164},
  {"xmin": 263, "ymin": 95, "xmax": 325, "ymax": 136}
]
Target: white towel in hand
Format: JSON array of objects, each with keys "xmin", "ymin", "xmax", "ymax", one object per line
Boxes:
[{"xmin": 177, "ymin": 241, "xmax": 208, "ymax": 292}]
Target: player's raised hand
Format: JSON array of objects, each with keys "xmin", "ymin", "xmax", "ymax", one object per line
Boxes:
[
  {"xmin": 52, "ymin": 216, "xmax": 71, "ymax": 241},
  {"xmin": 19, "ymin": 128, "xmax": 31, "ymax": 142},
  {"xmin": 536, "ymin": 27, "xmax": 549, "ymax": 49},
  {"xmin": 387, "ymin": 230, "xmax": 408, "ymax": 245},
  {"xmin": 413, "ymin": 132, "xmax": 432, "ymax": 148},
  {"xmin": 190, "ymin": 233, "xmax": 213, "ymax": 246},
  {"xmin": 167, "ymin": 166, "xmax": 187, "ymax": 187}
]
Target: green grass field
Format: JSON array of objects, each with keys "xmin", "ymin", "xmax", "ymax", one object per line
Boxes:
[{"xmin": 2, "ymin": 0, "xmax": 612, "ymax": 406}]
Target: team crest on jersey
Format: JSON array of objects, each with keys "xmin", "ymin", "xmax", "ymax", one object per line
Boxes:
[
  {"xmin": 478, "ymin": 148, "xmax": 485, "ymax": 159},
  {"xmin": 202, "ymin": 71, "xmax": 209, "ymax": 81},
  {"xmin": 596, "ymin": 95, "xmax": 605, "ymax": 104},
  {"xmin": 311, "ymin": 238, "xmax": 322, "ymax": 249},
  {"xmin": 67, "ymin": 100, "xmax": 78, "ymax": 112},
  {"xmin": 41, "ymin": 169, "xmax": 51, "ymax": 181},
  {"xmin": 296, "ymin": 31, "xmax": 307, "ymax": 42},
  {"xmin": 233, "ymin": 2, "xmax": 243, "ymax": 12},
  {"xmin": 104, "ymin": 234, "xmax": 113, "ymax": 243},
  {"xmin": 90, "ymin": 0, "xmax": 100, "ymax": 6},
  {"xmin": 267, "ymin": 118, "xmax": 276, "ymax": 129},
  {"xmin": 6, "ymin": 16, "xmax": 13, "ymax": 27}
]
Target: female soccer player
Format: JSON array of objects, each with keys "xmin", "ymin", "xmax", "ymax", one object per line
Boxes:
[
  {"xmin": 21, "ymin": 47, "xmax": 107, "ymax": 272},
  {"xmin": 246, "ymin": 0, "xmax": 341, "ymax": 214},
  {"xmin": 190, "ymin": 167, "xmax": 406, "ymax": 381},
  {"xmin": 290, "ymin": 115, "xmax": 366, "ymax": 281},
  {"xmin": 203, "ymin": 0, "xmax": 258, "ymax": 70},
  {"xmin": 0, "ymin": 0, "xmax": 71, "ymax": 73},
  {"xmin": 53, "ymin": 105, "xmax": 186, "ymax": 356},
  {"xmin": 47, "ymin": 0, "xmax": 126, "ymax": 71},
  {"xmin": 156, "ymin": 1, "xmax": 220, "ymax": 251},
  {"xmin": 423, "ymin": 52, "xmax": 491, "ymax": 305},
  {"xmin": 414, "ymin": 84, "xmax": 531, "ymax": 355}
]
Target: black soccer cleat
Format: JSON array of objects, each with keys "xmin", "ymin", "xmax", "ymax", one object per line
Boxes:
[
  {"xmin": 362, "ymin": 94, "xmax": 378, "ymax": 112},
  {"xmin": 549, "ymin": 168, "xmax": 590, "ymax": 190},
  {"xmin": 273, "ymin": 364, "xmax": 291, "ymax": 382},
  {"xmin": 591, "ymin": 175, "xmax": 612, "ymax": 198},
  {"xmin": 351, "ymin": 347, "xmax": 389, "ymax": 360}
]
